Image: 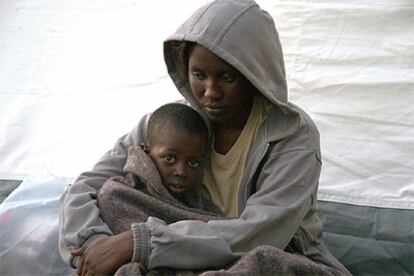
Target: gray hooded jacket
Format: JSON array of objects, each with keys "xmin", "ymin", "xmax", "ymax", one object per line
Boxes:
[{"xmin": 59, "ymin": 0, "xmax": 349, "ymax": 274}]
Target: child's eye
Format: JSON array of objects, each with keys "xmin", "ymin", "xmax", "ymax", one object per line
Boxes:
[
  {"xmin": 164, "ymin": 156, "xmax": 176, "ymax": 163},
  {"xmin": 187, "ymin": 160, "xmax": 200, "ymax": 168},
  {"xmin": 222, "ymin": 72, "xmax": 236, "ymax": 83},
  {"xmin": 191, "ymin": 70, "xmax": 206, "ymax": 80}
]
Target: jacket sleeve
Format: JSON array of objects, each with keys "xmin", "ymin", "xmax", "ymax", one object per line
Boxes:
[
  {"xmin": 58, "ymin": 114, "xmax": 149, "ymax": 266},
  {"xmin": 137, "ymin": 148, "xmax": 321, "ymax": 270}
]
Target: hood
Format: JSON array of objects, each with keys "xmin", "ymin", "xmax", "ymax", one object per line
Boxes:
[{"xmin": 164, "ymin": 0, "xmax": 300, "ymax": 140}]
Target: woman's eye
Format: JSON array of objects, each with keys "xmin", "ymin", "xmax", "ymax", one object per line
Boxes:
[
  {"xmin": 188, "ymin": 160, "xmax": 200, "ymax": 168},
  {"xmin": 164, "ymin": 156, "xmax": 176, "ymax": 163},
  {"xmin": 191, "ymin": 70, "xmax": 206, "ymax": 80},
  {"xmin": 222, "ymin": 72, "xmax": 236, "ymax": 83}
]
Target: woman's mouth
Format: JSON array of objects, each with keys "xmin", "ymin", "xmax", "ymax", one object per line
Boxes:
[{"xmin": 204, "ymin": 106, "xmax": 226, "ymax": 116}]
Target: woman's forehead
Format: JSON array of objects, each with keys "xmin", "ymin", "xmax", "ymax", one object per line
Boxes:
[{"xmin": 189, "ymin": 44, "xmax": 233, "ymax": 70}]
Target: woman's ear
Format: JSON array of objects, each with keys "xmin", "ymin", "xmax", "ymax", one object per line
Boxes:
[{"xmin": 140, "ymin": 143, "xmax": 150, "ymax": 154}]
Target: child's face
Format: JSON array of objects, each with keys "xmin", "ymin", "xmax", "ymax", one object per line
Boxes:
[{"xmin": 146, "ymin": 124, "xmax": 208, "ymax": 199}]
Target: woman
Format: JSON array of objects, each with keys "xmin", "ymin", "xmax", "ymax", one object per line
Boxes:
[{"xmin": 59, "ymin": 0, "xmax": 350, "ymax": 275}]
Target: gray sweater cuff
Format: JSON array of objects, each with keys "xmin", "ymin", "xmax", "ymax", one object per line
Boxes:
[{"xmin": 131, "ymin": 222, "xmax": 151, "ymax": 266}]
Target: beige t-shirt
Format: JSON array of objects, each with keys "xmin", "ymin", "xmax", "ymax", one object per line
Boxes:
[{"xmin": 202, "ymin": 96, "xmax": 271, "ymax": 217}]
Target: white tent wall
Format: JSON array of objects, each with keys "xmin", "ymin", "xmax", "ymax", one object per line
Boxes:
[
  {"xmin": 0, "ymin": 0, "xmax": 413, "ymax": 275},
  {"xmin": 275, "ymin": 1, "xmax": 414, "ymax": 210}
]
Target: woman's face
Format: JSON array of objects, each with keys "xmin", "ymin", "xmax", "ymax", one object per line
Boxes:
[{"xmin": 188, "ymin": 45, "xmax": 255, "ymax": 128}]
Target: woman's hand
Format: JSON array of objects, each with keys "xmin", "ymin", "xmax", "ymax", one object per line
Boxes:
[{"xmin": 71, "ymin": 230, "xmax": 133, "ymax": 276}]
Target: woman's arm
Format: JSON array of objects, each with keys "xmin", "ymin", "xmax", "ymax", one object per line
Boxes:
[
  {"xmin": 58, "ymin": 114, "xmax": 149, "ymax": 267},
  {"xmin": 132, "ymin": 149, "xmax": 321, "ymax": 270}
]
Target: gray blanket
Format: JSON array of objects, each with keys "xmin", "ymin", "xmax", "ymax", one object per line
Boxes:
[
  {"xmin": 98, "ymin": 147, "xmax": 222, "ymax": 234},
  {"xmin": 97, "ymin": 148, "xmax": 344, "ymax": 276}
]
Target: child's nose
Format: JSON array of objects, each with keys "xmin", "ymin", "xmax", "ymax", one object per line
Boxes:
[{"xmin": 173, "ymin": 163, "xmax": 187, "ymax": 178}]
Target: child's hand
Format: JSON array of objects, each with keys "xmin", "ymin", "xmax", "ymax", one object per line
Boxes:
[{"xmin": 71, "ymin": 231, "xmax": 134, "ymax": 276}]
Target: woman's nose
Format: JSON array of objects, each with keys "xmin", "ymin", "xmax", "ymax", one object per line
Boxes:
[{"xmin": 204, "ymin": 79, "xmax": 222, "ymax": 100}]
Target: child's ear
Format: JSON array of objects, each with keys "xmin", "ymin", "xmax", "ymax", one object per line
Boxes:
[{"xmin": 140, "ymin": 143, "xmax": 150, "ymax": 154}]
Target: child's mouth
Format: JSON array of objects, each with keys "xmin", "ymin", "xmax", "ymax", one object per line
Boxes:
[{"xmin": 168, "ymin": 183, "xmax": 186, "ymax": 194}]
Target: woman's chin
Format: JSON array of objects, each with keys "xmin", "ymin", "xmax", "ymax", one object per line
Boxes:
[{"xmin": 206, "ymin": 113, "xmax": 229, "ymax": 125}]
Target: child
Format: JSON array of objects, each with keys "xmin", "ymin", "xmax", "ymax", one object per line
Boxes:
[
  {"xmin": 90, "ymin": 103, "xmax": 223, "ymax": 275},
  {"xmin": 97, "ymin": 103, "xmax": 222, "ymax": 235}
]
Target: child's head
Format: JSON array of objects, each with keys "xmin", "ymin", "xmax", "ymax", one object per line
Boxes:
[{"xmin": 143, "ymin": 103, "xmax": 209, "ymax": 199}]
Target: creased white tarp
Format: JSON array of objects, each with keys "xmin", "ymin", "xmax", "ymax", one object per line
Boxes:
[
  {"xmin": 273, "ymin": 1, "xmax": 414, "ymax": 209},
  {"xmin": 0, "ymin": 0, "xmax": 413, "ymax": 209}
]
